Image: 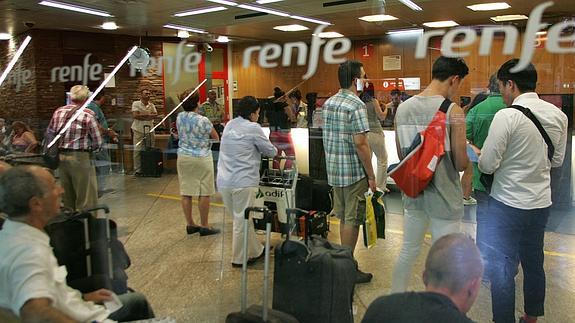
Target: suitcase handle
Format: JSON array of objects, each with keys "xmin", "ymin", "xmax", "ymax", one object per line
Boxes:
[
  {"xmin": 241, "ymin": 206, "xmax": 272, "ymax": 320},
  {"xmin": 286, "ymin": 208, "xmax": 312, "ymax": 244}
]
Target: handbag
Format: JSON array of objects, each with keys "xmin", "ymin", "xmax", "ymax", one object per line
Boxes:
[
  {"xmin": 42, "ymin": 105, "xmax": 81, "ymax": 169},
  {"xmin": 387, "ymin": 99, "xmax": 452, "ymax": 198},
  {"xmin": 480, "ymin": 105, "xmax": 555, "ymax": 192},
  {"xmin": 362, "ymin": 189, "xmax": 385, "ymax": 248}
]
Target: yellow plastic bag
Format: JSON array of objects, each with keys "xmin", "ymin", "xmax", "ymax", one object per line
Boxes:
[{"xmin": 363, "ymin": 190, "xmax": 385, "ymax": 248}]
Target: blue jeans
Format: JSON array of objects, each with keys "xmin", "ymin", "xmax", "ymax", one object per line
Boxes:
[
  {"xmin": 484, "ymin": 197, "xmax": 549, "ymax": 323},
  {"xmin": 109, "ymin": 291, "xmax": 155, "ymax": 322},
  {"xmin": 475, "ymin": 190, "xmax": 490, "ymax": 274}
]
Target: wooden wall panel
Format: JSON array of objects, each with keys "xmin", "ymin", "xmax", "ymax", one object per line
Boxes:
[{"xmin": 230, "ymin": 33, "xmax": 568, "ymax": 100}]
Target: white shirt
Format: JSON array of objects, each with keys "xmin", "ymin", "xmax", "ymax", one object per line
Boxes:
[
  {"xmin": 0, "ymin": 219, "xmax": 110, "ymax": 322},
  {"xmin": 131, "ymin": 100, "xmax": 157, "ymax": 133},
  {"xmin": 478, "ymin": 92, "xmax": 568, "ymax": 209}
]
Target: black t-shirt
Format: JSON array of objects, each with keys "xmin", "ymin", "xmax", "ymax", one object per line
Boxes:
[
  {"xmin": 362, "ymin": 292, "xmax": 475, "ymax": 323},
  {"xmin": 267, "ymin": 101, "xmax": 290, "ymax": 130}
]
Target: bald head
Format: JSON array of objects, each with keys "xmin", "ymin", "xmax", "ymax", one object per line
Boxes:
[{"xmin": 423, "ymin": 233, "xmax": 483, "ymax": 293}]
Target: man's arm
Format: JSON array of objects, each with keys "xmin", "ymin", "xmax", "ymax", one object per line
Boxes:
[
  {"xmin": 551, "ymin": 114, "xmax": 568, "ymax": 167},
  {"xmin": 254, "ymin": 126, "xmax": 278, "ymax": 158},
  {"xmin": 478, "ymin": 111, "xmax": 509, "ymax": 174},
  {"xmin": 20, "ymin": 298, "xmax": 77, "ymax": 323},
  {"xmin": 354, "ymin": 132, "xmax": 377, "ymax": 192},
  {"xmin": 448, "ymin": 103, "xmax": 469, "ymax": 171}
]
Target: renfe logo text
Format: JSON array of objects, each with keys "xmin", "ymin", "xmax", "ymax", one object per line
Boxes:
[{"xmin": 415, "ymin": 1, "xmax": 575, "ymax": 72}]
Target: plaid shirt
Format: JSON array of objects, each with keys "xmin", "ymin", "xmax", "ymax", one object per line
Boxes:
[
  {"xmin": 48, "ymin": 104, "xmax": 102, "ymax": 151},
  {"xmin": 322, "ymin": 89, "xmax": 369, "ymax": 187}
]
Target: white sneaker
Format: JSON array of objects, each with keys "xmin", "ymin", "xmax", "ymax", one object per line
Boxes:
[{"xmin": 463, "ymin": 196, "xmax": 477, "ymax": 205}]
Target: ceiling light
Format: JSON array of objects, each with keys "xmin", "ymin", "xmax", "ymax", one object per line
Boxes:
[
  {"xmin": 177, "ymin": 30, "xmax": 190, "ymax": 38},
  {"xmin": 101, "ymin": 22, "xmax": 118, "ymax": 30},
  {"xmin": 490, "ymin": 14, "xmax": 528, "ymax": 22},
  {"xmin": 467, "ymin": 2, "xmax": 511, "ymax": 11},
  {"xmin": 273, "ymin": 24, "xmax": 309, "ymax": 32},
  {"xmin": 186, "ymin": 43, "xmax": 196, "ymax": 48},
  {"xmin": 536, "ymin": 31, "xmax": 547, "ymax": 35},
  {"xmin": 163, "ymin": 24, "xmax": 207, "ymax": 34},
  {"xmin": 207, "ymin": 0, "xmax": 237, "ymax": 5},
  {"xmin": 386, "ymin": 28, "xmax": 424, "ymax": 35},
  {"xmin": 315, "ymin": 32, "xmax": 344, "ymax": 38},
  {"xmin": 359, "ymin": 14, "xmax": 398, "ymax": 22},
  {"xmin": 397, "ymin": 0, "xmax": 423, "ymax": 11},
  {"xmin": 174, "ymin": 6, "xmax": 227, "ymax": 17},
  {"xmin": 39, "ymin": 0, "xmax": 112, "ymax": 17},
  {"xmin": 290, "ymin": 15, "xmax": 331, "ymax": 25},
  {"xmin": 0, "ymin": 33, "xmax": 11, "ymax": 40},
  {"xmin": 423, "ymin": 20, "xmax": 459, "ymax": 28},
  {"xmin": 256, "ymin": 0, "xmax": 283, "ymax": 3},
  {"xmin": 238, "ymin": 4, "xmax": 290, "ymax": 17},
  {"xmin": 216, "ymin": 36, "xmax": 230, "ymax": 43}
]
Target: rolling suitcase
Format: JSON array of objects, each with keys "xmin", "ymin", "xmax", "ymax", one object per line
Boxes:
[
  {"xmin": 45, "ymin": 205, "xmax": 131, "ymax": 294},
  {"xmin": 226, "ymin": 207, "xmax": 299, "ymax": 323},
  {"xmin": 273, "ymin": 208, "xmax": 357, "ymax": 323},
  {"xmin": 139, "ymin": 125, "xmax": 163, "ymax": 177}
]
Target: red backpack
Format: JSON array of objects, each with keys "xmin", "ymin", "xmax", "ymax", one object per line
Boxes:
[{"xmin": 388, "ymin": 99, "xmax": 451, "ymax": 198}]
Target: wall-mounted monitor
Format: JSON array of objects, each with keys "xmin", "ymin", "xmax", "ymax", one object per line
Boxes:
[{"xmin": 400, "ymin": 77, "xmax": 421, "ymax": 91}]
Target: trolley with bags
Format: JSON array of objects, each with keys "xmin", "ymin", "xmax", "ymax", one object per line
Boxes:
[
  {"xmin": 44, "ymin": 205, "xmax": 131, "ymax": 295},
  {"xmin": 226, "ymin": 206, "xmax": 299, "ymax": 323}
]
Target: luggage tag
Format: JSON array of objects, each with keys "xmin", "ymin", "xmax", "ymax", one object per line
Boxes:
[{"xmin": 104, "ymin": 292, "xmax": 123, "ymax": 314}]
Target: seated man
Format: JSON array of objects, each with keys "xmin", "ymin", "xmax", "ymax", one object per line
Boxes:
[
  {"xmin": 362, "ymin": 233, "xmax": 483, "ymax": 323},
  {"xmin": 0, "ymin": 165, "xmax": 154, "ymax": 322}
]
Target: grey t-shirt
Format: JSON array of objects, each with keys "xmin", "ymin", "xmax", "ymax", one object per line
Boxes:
[{"xmin": 395, "ymin": 95, "xmax": 463, "ymax": 220}]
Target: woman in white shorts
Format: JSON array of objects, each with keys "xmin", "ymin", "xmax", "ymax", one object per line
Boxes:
[{"xmin": 176, "ymin": 91, "xmax": 220, "ymax": 236}]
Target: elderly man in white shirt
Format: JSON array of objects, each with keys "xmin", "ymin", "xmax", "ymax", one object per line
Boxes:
[
  {"xmin": 131, "ymin": 89, "xmax": 158, "ymax": 175},
  {"xmin": 477, "ymin": 59, "xmax": 567, "ymax": 323},
  {"xmin": 0, "ymin": 166, "xmax": 154, "ymax": 322}
]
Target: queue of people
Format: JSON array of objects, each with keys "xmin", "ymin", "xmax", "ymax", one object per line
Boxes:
[{"xmin": 0, "ymin": 54, "xmax": 568, "ymax": 322}]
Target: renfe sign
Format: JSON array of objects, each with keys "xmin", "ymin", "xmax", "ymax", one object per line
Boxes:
[{"xmin": 415, "ymin": 1, "xmax": 575, "ymax": 72}]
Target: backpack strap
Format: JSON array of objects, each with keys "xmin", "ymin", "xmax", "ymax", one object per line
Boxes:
[
  {"xmin": 509, "ymin": 105, "xmax": 555, "ymax": 162},
  {"xmin": 439, "ymin": 98, "xmax": 452, "ymax": 114}
]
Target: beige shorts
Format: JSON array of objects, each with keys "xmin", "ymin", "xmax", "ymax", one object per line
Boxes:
[
  {"xmin": 177, "ymin": 154, "xmax": 215, "ymax": 196},
  {"xmin": 332, "ymin": 178, "xmax": 368, "ymax": 226}
]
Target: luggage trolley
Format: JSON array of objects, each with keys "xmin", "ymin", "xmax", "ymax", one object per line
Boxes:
[{"xmin": 253, "ymin": 156, "xmax": 298, "ymax": 234}]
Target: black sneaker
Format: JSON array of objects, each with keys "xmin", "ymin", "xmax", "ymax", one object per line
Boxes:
[
  {"xmin": 200, "ymin": 227, "xmax": 221, "ymax": 236},
  {"xmin": 356, "ymin": 270, "xmax": 373, "ymax": 284}
]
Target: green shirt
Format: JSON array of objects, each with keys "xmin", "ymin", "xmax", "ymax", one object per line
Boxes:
[{"xmin": 465, "ymin": 94, "xmax": 506, "ymax": 191}]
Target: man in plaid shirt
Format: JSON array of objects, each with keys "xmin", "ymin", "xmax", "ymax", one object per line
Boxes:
[
  {"xmin": 323, "ymin": 60, "xmax": 376, "ymax": 284},
  {"xmin": 47, "ymin": 85, "xmax": 102, "ymax": 211}
]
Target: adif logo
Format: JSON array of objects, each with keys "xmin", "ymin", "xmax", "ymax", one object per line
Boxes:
[
  {"xmin": 256, "ymin": 189, "xmax": 264, "ymax": 199},
  {"xmin": 242, "ymin": 25, "xmax": 352, "ymax": 79},
  {"xmin": 415, "ymin": 1, "xmax": 575, "ymax": 72}
]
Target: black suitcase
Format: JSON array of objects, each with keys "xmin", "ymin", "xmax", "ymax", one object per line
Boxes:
[
  {"xmin": 45, "ymin": 205, "xmax": 131, "ymax": 294},
  {"xmin": 139, "ymin": 125, "xmax": 163, "ymax": 177},
  {"xmin": 226, "ymin": 207, "xmax": 299, "ymax": 323},
  {"xmin": 296, "ymin": 176, "xmax": 332, "ymax": 213},
  {"xmin": 273, "ymin": 208, "xmax": 357, "ymax": 323}
]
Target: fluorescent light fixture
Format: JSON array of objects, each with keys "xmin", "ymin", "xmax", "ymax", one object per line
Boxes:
[
  {"xmin": 467, "ymin": 2, "xmax": 511, "ymax": 11},
  {"xmin": 39, "ymin": 0, "xmax": 112, "ymax": 17},
  {"xmin": 423, "ymin": 20, "xmax": 459, "ymax": 28},
  {"xmin": 273, "ymin": 24, "xmax": 309, "ymax": 32},
  {"xmin": 315, "ymin": 31, "xmax": 344, "ymax": 38},
  {"xmin": 0, "ymin": 35, "xmax": 31, "ymax": 87},
  {"xmin": 256, "ymin": 0, "xmax": 283, "ymax": 3},
  {"xmin": 490, "ymin": 14, "xmax": 528, "ymax": 22},
  {"xmin": 177, "ymin": 30, "xmax": 190, "ymax": 38},
  {"xmin": 359, "ymin": 14, "xmax": 398, "ymax": 22},
  {"xmin": 290, "ymin": 15, "xmax": 331, "ymax": 25},
  {"xmin": 536, "ymin": 31, "xmax": 547, "ymax": 35},
  {"xmin": 164, "ymin": 24, "xmax": 207, "ymax": 34},
  {"xmin": 186, "ymin": 43, "xmax": 196, "ymax": 48},
  {"xmin": 386, "ymin": 28, "xmax": 424, "ymax": 35},
  {"xmin": 101, "ymin": 22, "xmax": 118, "ymax": 30},
  {"xmin": 174, "ymin": 6, "xmax": 227, "ymax": 17},
  {"xmin": 216, "ymin": 36, "xmax": 230, "ymax": 43},
  {"xmin": 398, "ymin": 0, "xmax": 423, "ymax": 11},
  {"xmin": 0, "ymin": 33, "xmax": 11, "ymax": 40},
  {"xmin": 238, "ymin": 4, "xmax": 289, "ymax": 17},
  {"xmin": 207, "ymin": 0, "xmax": 237, "ymax": 6}
]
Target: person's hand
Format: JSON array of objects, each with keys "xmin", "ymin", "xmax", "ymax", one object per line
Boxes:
[
  {"xmin": 469, "ymin": 143, "xmax": 481, "ymax": 156},
  {"xmin": 108, "ymin": 129, "xmax": 119, "ymax": 143},
  {"xmin": 368, "ymin": 178, "xmax": 377, "ymax": 193},
  {"xmin": 83, "ymin": 289, "xmax": 113, "ymax": 304}
]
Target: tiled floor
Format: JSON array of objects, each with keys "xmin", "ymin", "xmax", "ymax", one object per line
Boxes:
[{"xmin": 99, "ymin": 173, "xmax": 575, "ymax": 323}]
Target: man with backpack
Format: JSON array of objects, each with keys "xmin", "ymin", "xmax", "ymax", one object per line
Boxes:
[
  {"xmin": 478, "ymin": 59, "xmax": 568, "ymax": 323},
  {"xmin": 391, "ymin": 56, "xmax": 470, "ymax": 293}
]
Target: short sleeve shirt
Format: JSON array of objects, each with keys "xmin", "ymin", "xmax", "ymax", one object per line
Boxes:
[
  {"xmin": 131, "ymin": 100, "xmax": 157, "ymax": 133},
  {"xmin": 322, "ymin": 89, "xmax": 369, "ymax": 187},
  {"xmin": 176, "ymin": 111, "xmax": 213, "ymax": 157},
  {"xmin": 199, "ymin": 101, "xmax": 224, "ymax": 124}
]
